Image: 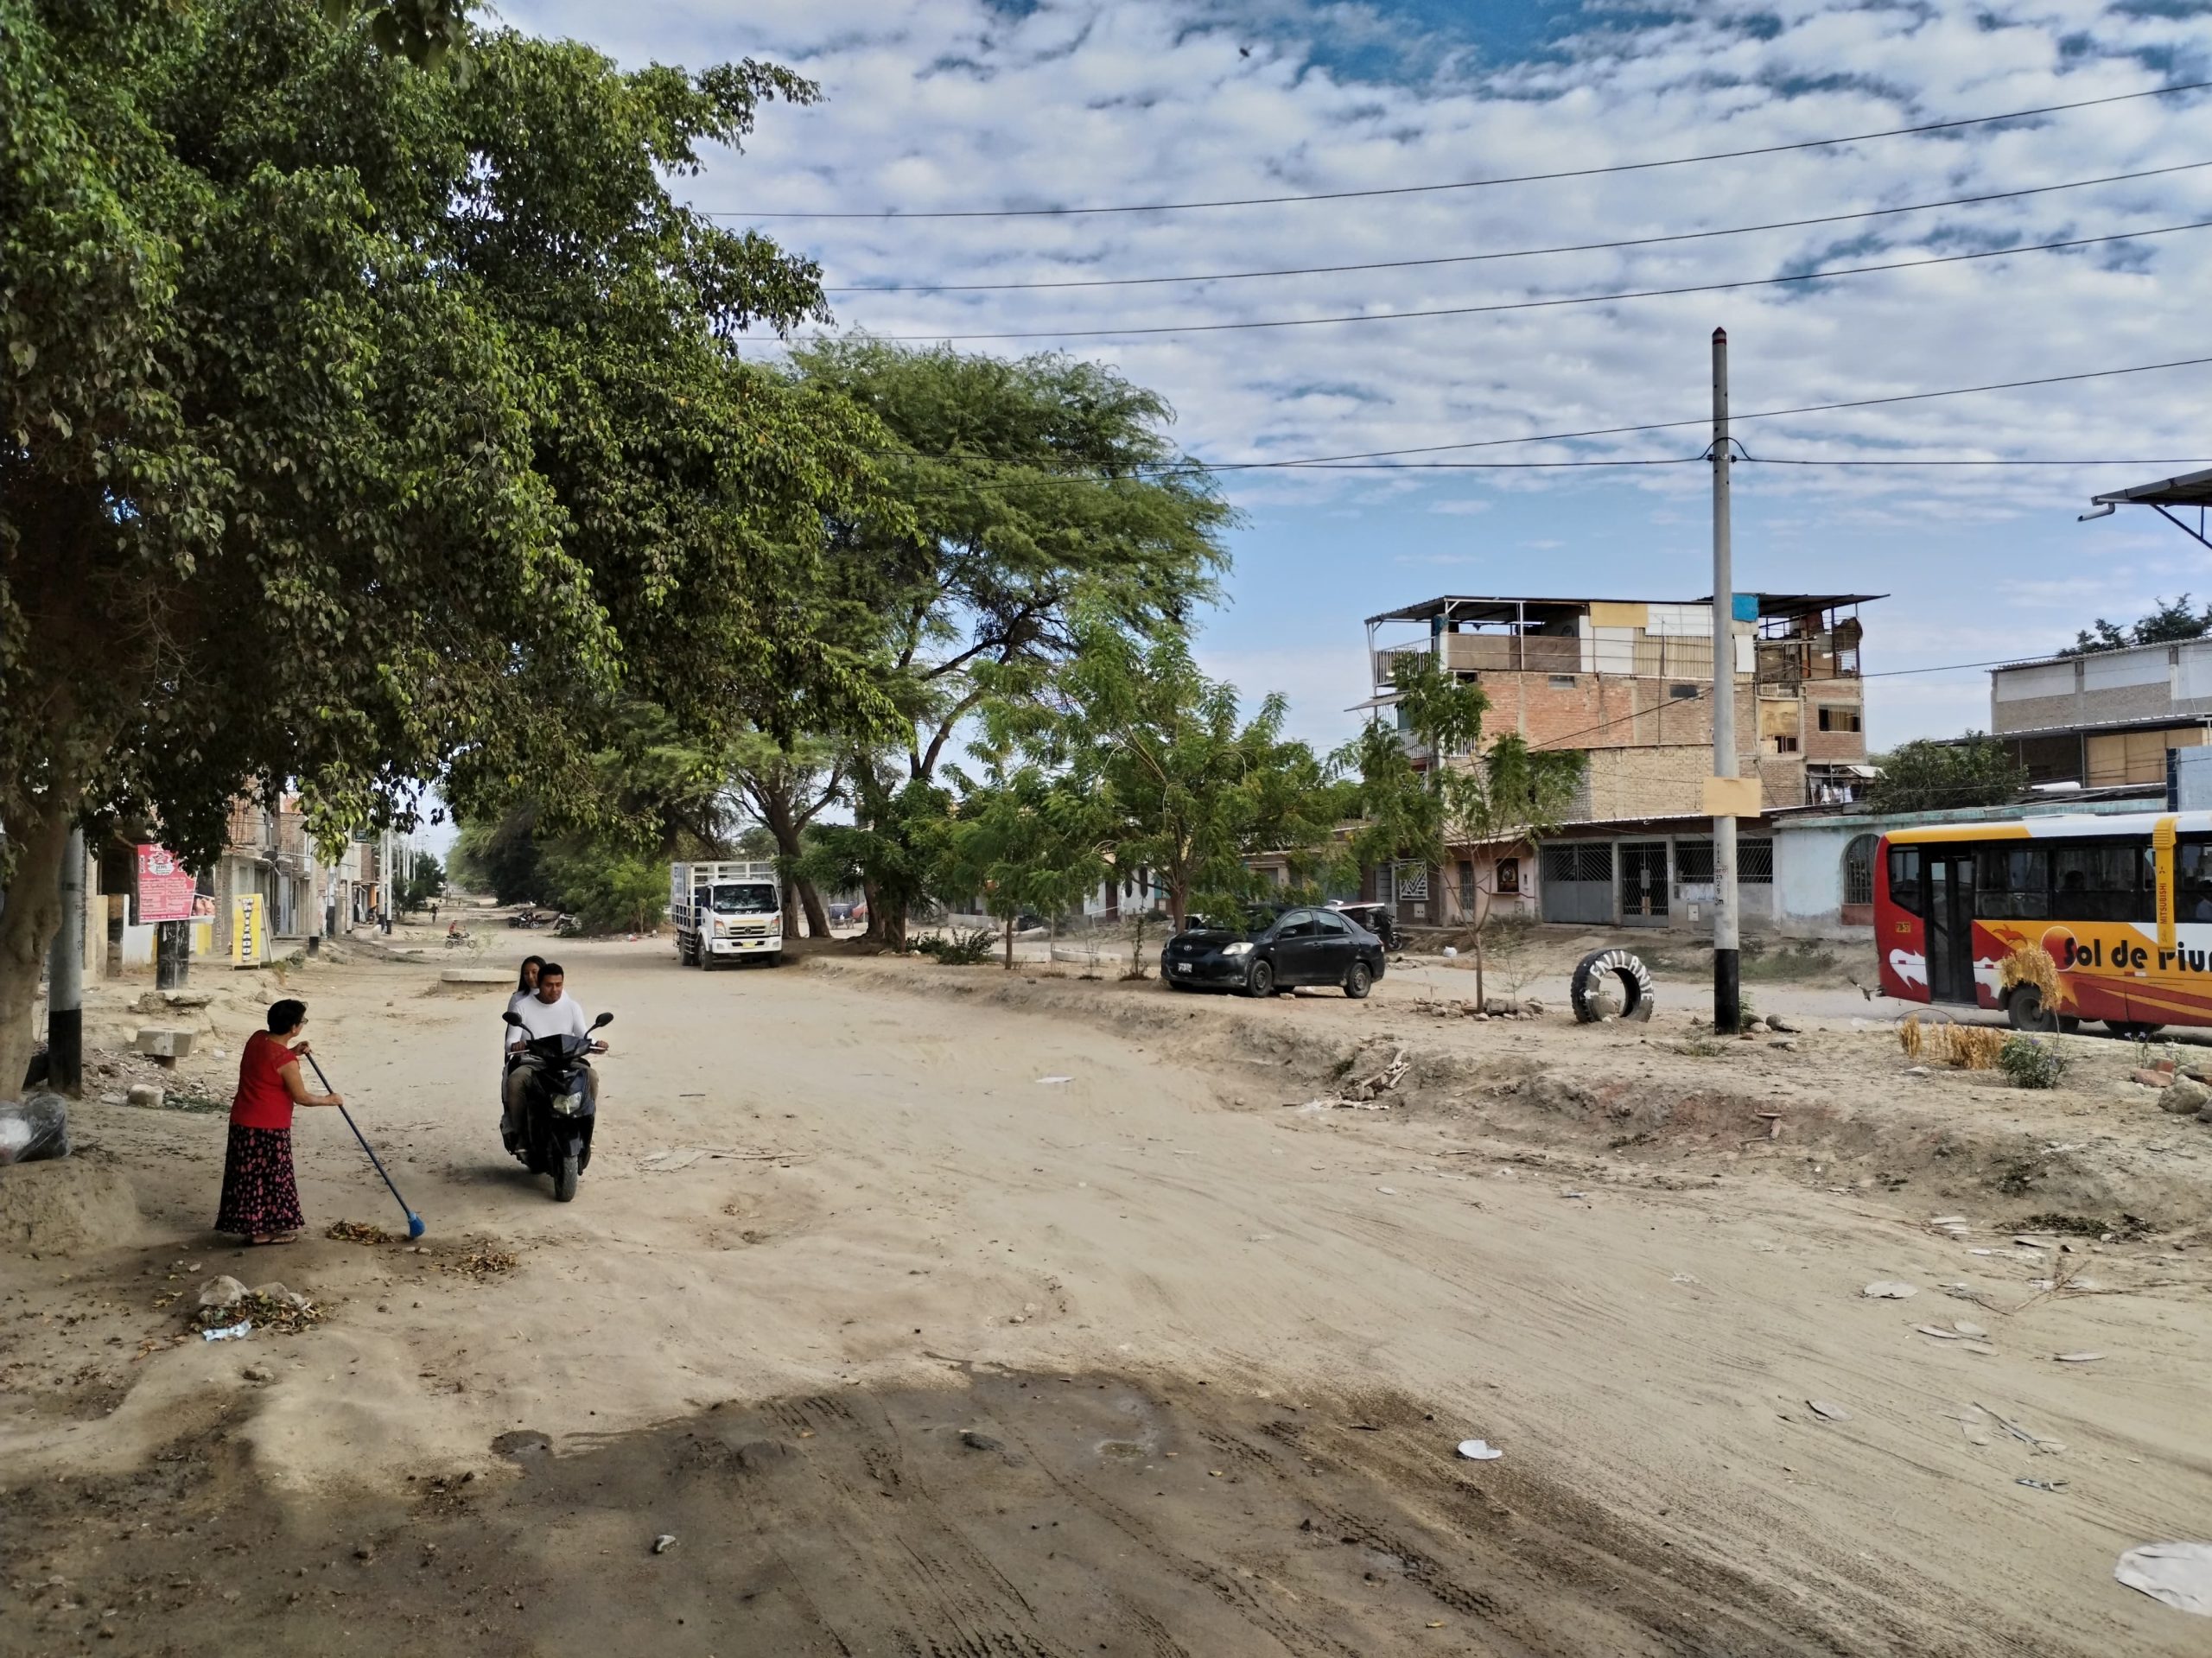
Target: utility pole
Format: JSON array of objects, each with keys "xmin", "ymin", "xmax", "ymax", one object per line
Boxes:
[
  {"xmin": 1711, "ymin": 327, "xmax": 1741, "ymax": 1035},
  {"xmin": 156, "ymin": 919, "xmax": 189, "ymax": 989},
  {"xmin": 45, "ymin": 828, "xmax": 86, "ymax": 1095}
]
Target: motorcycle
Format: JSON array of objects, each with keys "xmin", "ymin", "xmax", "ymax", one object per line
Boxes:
[
  {"xmin": 500, "ymin": 1008, "xmax": 613, "ymax": 1202},
  {"xmin": 551, "ymin": 912, "xmax": 581, "ymax": 937}
]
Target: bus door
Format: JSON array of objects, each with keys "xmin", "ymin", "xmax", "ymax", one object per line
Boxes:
[{"xmin": 1924, "ymin": 849, "xmax": 1979, "ymax": 1005}]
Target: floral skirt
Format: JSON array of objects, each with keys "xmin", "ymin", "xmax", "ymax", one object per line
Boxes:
[{"xmin": 215, "ymin": 1124, "xmax": 305, "ymax": 1239}]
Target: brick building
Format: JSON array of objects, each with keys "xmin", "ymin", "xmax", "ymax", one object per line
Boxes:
[
  {"xmin": 1989, "ymin": 638, "xmax": 2212, "ymax": 789},
  {"xmin": 1358, "ymin": 592, "xmax": 1878, "ymax": 931}
]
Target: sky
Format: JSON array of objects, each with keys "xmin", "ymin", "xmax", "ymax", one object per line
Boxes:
[{"xmin": 498, "ymin": 0, "xmax": 2212, "ymax": 767}]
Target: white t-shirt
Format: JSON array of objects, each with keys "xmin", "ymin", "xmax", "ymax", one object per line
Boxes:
[{"xmin": 509, "ymin": 989, "xmax": 591, "ymax": 1049}]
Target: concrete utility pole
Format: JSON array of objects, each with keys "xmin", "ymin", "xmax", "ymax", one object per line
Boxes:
[
  {"xmin": 156, "ymin": 918, "xmax": 189, "ymax": 989},
  {"xmin": 1710, "ymin": 327, "xmax": 1741, "ymax": 1034},
  {"xmin": 45, "ymin": 828, "xmax": 86, "ymax": 1095}
]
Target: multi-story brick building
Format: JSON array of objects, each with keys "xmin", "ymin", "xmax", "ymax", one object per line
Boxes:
[
  {"xmin": 1989, "ymin": 637, "xmax": 2212, "ymax": 789},
  {"xmin": 1359, "ymin": 592, "xmax": 1878, "ymax": 931}
]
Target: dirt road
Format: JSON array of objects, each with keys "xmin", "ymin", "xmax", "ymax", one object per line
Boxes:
[{"xmin": 4, "ymin": 937, "xmax": 2209, "ymax": 1655}]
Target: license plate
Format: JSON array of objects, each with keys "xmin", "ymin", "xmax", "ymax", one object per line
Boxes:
[{"xmin": 1177, "ymin": 962, "xmax": 1192, "ymax": 975}]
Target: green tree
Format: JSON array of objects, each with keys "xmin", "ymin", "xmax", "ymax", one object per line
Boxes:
[
  {"xmin": 0, "ymin": 2, "xmax": 883, "ymax": 1087},
  {"xmin": 1341, "ymin": 652, "xmax": 1583, "ymax": 1005},
  {"xmin": 797, "ymin": 777, "xmax": 957, "ymax": 950},
  {"xmin": 401, "ymin": 849, "xmax": 446, "ymax": 912},
  {"xmin": 941, "ymin": 748, "xmax": 1108, "ymax": 968},
  {"xmin": 537, "ymin": 842, "xmax": 666, "ymax": 936},
  {"xmin": 1032, "ymin": 615, "xmax": 1338, "ymax": 932},
  {"xmin": 780, "ymin": 340, "xmax": 1233, "ymax": 944},
  {"xmin": 451, "ymin": 810, "xmax": 552, "ymax": 906},
  {"xmin": 2063, "ymin": 594, "xmax": 2212, "ymax": 656},
  {"xmin": 727, "ymin": 731, "xmax": 846, "ymax": 938},
  {"xmin": 1867, "ymin": 734, "xmax": 2027, "ymax": 814}
]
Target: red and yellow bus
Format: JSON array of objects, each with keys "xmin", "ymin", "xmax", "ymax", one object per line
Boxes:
[{"xmin": 1876, "ymin": 812, "xmax": 2212, "ymax": 1035}]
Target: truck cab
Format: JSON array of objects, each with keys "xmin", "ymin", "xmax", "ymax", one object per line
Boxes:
[{"xmin": 671, "ymin": 861, "xmax": 783, "ymax": 969}]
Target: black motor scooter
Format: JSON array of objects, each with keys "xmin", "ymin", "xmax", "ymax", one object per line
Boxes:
[{"xmin": 500, "ymin": 1008, "xmax": 613, "ymax": 1202}]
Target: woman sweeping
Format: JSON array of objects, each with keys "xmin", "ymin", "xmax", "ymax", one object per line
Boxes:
[{"xmin": 215, "ymin": 999, "xmax": 342, "ymax": 1245}]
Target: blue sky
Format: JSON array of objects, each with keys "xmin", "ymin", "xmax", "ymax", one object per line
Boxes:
[{"xmin": 502, "ymin": 0, "xmax": 2212, "ymax": 765}]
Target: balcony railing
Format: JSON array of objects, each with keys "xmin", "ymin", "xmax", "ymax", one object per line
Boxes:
[{"xmin": 1375, "ymin": 632, "xmax": 1861, "ymax": 689}]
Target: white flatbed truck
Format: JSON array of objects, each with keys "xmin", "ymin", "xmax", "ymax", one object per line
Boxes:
[{"xmin": 670, "ymin": 861, "xmax": 783, "ymax": 969}]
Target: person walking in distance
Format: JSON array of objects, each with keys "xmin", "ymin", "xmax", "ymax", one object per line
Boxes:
[
  {"xmin": 501, "ymin": 962, "xmax": 606, "ymax": 1151},
  {"xmin": 215, "ymin": 999, "xmax": 342, "ymax": 1245}
]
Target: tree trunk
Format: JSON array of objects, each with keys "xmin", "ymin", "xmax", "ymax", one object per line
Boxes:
[
  {"xmin": 793, "ymin": 876, "xmax": 830, "ymax": 939},
  {"xmin": 1003, "ymin": 912, "xmax": 1014, "ymax": 970},
  {"xmin": 756, "ymin": 783, "xmax": 833, "ymax": 939},
  {"xmin": 0, "ymin": 804, "xmax": 74, "ymax": 1100},
  {"xmin": 1471, "ymin": 884, "xmax": 1489, "ymax": 1010},
  {"xmin": 861, "ymin": 875, "xmax": 885, "ymax": 943}
]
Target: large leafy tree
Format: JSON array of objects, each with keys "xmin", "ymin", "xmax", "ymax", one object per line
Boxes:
[
  {"xmin": 1343, "ymin": 652, "xmax": 1584, "ymax": 1005},
  {"xmin": 1867, "ymin": 734, "xmax": 2027, "ymax": 814},
  {"xmin": 0, "ymin": 0, "xmax": 885, "ymax": 1088},
  {"xmin": 1027, "ymin": 614, "xmax": 1339, "ymax": 931},
  {"xmin": 769, "ymin": 340, "xmax": 1234, "ymax": 944},
  {"xmin": 941, "ymin": 745, "xmax": 1108, "ymax": 968}
]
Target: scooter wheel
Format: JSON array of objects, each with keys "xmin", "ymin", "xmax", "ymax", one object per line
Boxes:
[{"xmin": 554, "ymin": 1152, "xmax": 580, "ymax": 1203}]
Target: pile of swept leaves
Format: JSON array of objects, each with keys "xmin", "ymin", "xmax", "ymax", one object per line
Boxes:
[
  {"xmin": 327, "ymin": 1220, "xmax": 397, "ymax": 1245},
  {"xmin": 436, "ymin": 1248, "xmax": 518, "ymax": 1280},
  {"xmin": 193, "ymin": 1291, "xmax": 327, "ymax": 1337}
]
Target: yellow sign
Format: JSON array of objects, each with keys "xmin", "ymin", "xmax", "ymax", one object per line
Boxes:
[
  {"xmin": 231, "ymin": 894, "xmax": 266, "ymax": 967},
  {"xmin": 1702, "ymin": 775, "xmax": 1764, "ymax": 818}
]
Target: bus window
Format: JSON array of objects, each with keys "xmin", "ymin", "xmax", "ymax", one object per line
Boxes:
[
  {"xmin": 2180, "ymin": 839, "xmax": 2212, "ymax": 924},
  {"xmin": 1886, "ymin": 845, "xmax": 1923, "ymax": 916},
  {"xmin": 2050, "ymin": 842, "xmax": 2153, "ymax": 924},
  {"xmin": 1975, "ymin": 846, "xmax": 2048, "ymax": 921}
]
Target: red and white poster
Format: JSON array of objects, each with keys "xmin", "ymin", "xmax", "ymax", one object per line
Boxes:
[{"xmin": 135, "ymin": 844, "xmax": 197, "ymax": 924}]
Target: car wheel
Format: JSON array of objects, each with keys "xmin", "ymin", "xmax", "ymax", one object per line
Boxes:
[
  {"xmin": 1344, "ymin": 961, "xmax": 1372, "ymax": 1000},
  {"xmin": 1244, "ymin": 959, "xmax": 1275, "ymax": 998}
]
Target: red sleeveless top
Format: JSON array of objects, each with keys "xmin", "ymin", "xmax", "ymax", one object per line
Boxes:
[{"xmin": 230, "ymin": 1032, "xmax": 298, "ymax": 1131}]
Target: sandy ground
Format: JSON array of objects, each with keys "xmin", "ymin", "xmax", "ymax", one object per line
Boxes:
[{"xmin": 4, "ymin": 928, "xmax": 2212, "ymax": 1655}]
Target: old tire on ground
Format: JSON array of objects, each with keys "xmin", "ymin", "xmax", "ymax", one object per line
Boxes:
[
  {"xmin": 1244, "ymin": 959, "xmax": 1276, "ymax": 999},
  {"xmin": 1344, "ymin": 961, "xmax": 1373, "ymax": 1000},
  {"xmin": 554, "ymin": 1153, "xmax": 579, "ymax": 1204},
  {"xmin": 1570, "ymin": 949, "xmax": 1654, "ymax": 1024},
  {"xmin": 2006, "ymin": 984, "xmax": 2058, "ymax": 1033}
]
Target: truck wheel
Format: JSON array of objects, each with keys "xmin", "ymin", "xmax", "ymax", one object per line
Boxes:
[{"xmin": 1571, "ymin": 949, "xmax": 1654, "ymax": 1023}]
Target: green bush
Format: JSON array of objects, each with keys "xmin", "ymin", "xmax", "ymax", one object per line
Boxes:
[
  {"xmin": 1998, "ymin": 1034, "xmax": 2069, "ymax": 1090},
  {"xmin": 912, "ymin": 927, "xmax": 994, "ymax": 965}
]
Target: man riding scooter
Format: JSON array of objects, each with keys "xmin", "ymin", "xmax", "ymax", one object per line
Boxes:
[{"xmin": 501, "ymin": 962, "xmax": 606, "ymax": 1151}]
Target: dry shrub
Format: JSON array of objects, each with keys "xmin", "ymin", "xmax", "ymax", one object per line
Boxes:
[
  {"xmin": 1947, "ymin": 1026, "xmax": 2007, "ymax": 1070},
  {"xmin": 1998, "ymin": 944, "xmax": 2061, "ymax": 1002},
  {"xmin": 1897, "ymin": 1013, "xmax": 2005, "ymax": 1070}
]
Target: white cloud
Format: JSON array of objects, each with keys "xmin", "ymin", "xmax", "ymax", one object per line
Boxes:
[{"xmin": 504, "ymin": 0, "xmax": 2212, "ymax": 746}]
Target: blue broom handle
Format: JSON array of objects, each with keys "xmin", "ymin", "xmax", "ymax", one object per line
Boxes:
[{"xmin": 302, "ymin": 1051, "xmax": 411, "ymax": 1214}]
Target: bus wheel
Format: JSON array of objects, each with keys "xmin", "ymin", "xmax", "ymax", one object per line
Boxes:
[{"xmin": 2006, "ymin": 985, "xmax": 2059, "ymax": 1033}]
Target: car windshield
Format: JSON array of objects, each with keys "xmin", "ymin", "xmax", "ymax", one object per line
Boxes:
[
  {"xmin": 710, "ymin": 884, "xmax": 777, "ymax": 915},
  {"xmin": 1185, "ymin": 905, "xmax": 1287, "ymax": 936}
]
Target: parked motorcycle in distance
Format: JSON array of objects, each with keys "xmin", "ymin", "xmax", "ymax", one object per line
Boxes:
[{"xmin": 500, "ymin": 1008, "xmax": 612, "ymax": 1202}]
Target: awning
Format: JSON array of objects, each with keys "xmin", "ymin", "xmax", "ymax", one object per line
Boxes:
[{"xmin": 2092, "ymin": 466, "xmax": 2212, "ymax": 508}]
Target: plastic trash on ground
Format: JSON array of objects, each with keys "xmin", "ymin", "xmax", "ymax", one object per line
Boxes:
[
  {"xmin": 1456, "ymin": 1439, "xmax": 1503, "ymax": 1460},
  {"xmin": 0, "ymin": 1092, "xmax": 70, "ymax": 1165},
  {"xmin": 2115, "ymin": 1543, "xmax": 2212, "ymax": 1616},
  {"xmin": 201, "ymin": 1320, "xmax": 254, "ymax": 1342}
]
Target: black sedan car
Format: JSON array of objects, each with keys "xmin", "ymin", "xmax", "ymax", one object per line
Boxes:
[{"xmin": 1160, "ymin": 905, "xmax": 1386, "ymax": 999}]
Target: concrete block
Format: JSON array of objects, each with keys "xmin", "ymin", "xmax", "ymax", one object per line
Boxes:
[
  {"xmin": 441, "ymin": 969, "xmax": 512, "ymax": 985},
  {"xmin": 135, "ymin": 1028, "xmax": 195, "ymax": 1061}
]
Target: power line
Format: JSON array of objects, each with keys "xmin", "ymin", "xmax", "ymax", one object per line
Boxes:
[
  {"xmin": 828, "ymin": 217, "xmax": 2212, "ymax": 343},
  {"xmin": 720, "ymin": 79, "xmax": 2212, "ymax": 220},
  {"xmin": 1251, "ymin": 454, "xmax": 2212, "ymax": 472},
  {"xmin": 824, "ymin": 161, "xmax": 2212, "ymax": 293},
  {"xmin": 1207, "ymin": 353, "xmax": 2212, "ymax": 470}
]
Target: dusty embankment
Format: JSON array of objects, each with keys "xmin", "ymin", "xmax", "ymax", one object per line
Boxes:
[
  {"xmin": 812, "ymin": 950, "xmax": 2212, "ymax": 1236},
  {"xmin": 3, "ymin": 938, "xmax": 2209, "ymax": 1655}
]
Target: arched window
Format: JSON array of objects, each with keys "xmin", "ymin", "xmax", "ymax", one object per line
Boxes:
[{"xmin": 1842, "ymin": 834, "xmax": 1878, "ymax": 911}]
